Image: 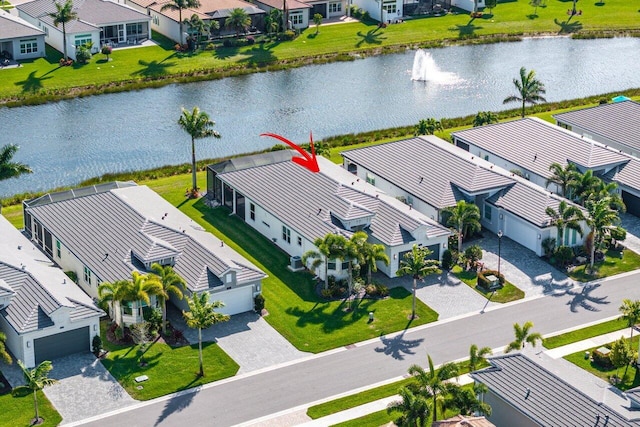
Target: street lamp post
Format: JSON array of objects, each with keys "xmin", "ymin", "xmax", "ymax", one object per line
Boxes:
[{"xmin": 497, "ymin": 230, "xmax": 503, "ymax": 278}]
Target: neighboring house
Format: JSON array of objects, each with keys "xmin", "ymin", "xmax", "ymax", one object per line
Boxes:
[
  {"xmin": 341, "ymin": 135, "xmax": 588, "ymax": 256},
  {"xmin": 432, "ymin": 415, "xmax": 495, "ymax": 427},
  {"xmin": 355, "ymin": 0, "xmax": 402, "ymax": 23},
  {"xmin": 0, "ymin": 10, "xmax": 46, "ymax": 61},
  {"xmin": 305, "ymin": 0, "xmax": 346, "ymax": 20},
  {"xmin": 207, "ymin": 151, "xmax": 451, "ymax": 280},
  {"xmin": 17, "ymin": 0, "xmax": 151, "ymax": 60},
  {"xmin": 0, "ymin": 214, "xmax": 103, "ymax": 368},
  {"xmin": 554, "ymin": 100, "xmax": 640, "ymax": 158},
  {"xmin": 252, "ymin": 0, "xmax": 311, "ymax": 30},
  {"xmin": 472, "ymin": 352, "xmax": 640, "ymax": 426},
  {"xmin": 22, "ymin": 182, "xmax": 266, "ymax": 325}
]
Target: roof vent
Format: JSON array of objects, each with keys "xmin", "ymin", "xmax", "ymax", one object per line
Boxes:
[{"xmin": 525, "ymin": 388, "xmax": 531, "ymax": 400}]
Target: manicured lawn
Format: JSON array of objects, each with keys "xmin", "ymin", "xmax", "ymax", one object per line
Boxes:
[
  {"xmin": 451, "ymin": 265, "xmax": 524, "ymax": 303},
  {"xmin": 566, "ymin": 249, "xmax": 640, "ymax": 282},
  {"xmin": 100, "ymin": 321, "xmax": 239, "ymax": 400},
  {"xmin": 543, "ymin": 317, "xmax": 625, "ymax": 349},
  {"xmin": 0, "ymin": 385, "xmax": 62, "ymax": 427},
  {"xmin": 565, "ymin": 336, "xmax": 640, "ymax": 391}
]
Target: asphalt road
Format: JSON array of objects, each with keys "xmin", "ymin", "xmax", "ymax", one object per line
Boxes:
[{"xmin": 80, "ymin": 272, "xmax": 640, "ymax": 427}]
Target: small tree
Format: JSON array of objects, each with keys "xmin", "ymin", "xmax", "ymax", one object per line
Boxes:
[
  {"xmin": 505, "ymin": 321, "xmax": 542, "ymax": 352},
  {"xmin": 75, "ymin": 43, "xmax": 92, "ymax": 63},
  {"xmin": 472, "ymin": 111, "xmax": 498, "ymax": 127},
  {"xmin": 313, "ymin": 13, "xmax": 322, "ymax": 34},
  {"xmin": 463, "ymin": 245, "xmax": 483, "ymax": 271},
  {"xmin": 469, "ymin": 343, "xmax": 492, "ymax": 372},
  {"xmin": 397, "ymin": 245, "xmax": 440, "ymax": 320},
  {"xmin": 0, "ymin": 331, "xmax": 12, "ymax": 364},
  {"xmin": 387, "ymin": 386, "xmax": 431, "ymax": 427},
  {"xmin": 414, "ymin": 118, "xmax": 443, "ymax": 136},
  {"xmin": 12, "ymin": 360, "xmax": 59, "ymax": 424},
  {"xmin": 529, "ymin": 0, "xmax": 543, "ymax": 16},
  {"xmin": 101, "ymin": 45, "xmax": 112, "ymax": 61},
  {"xmin": 610, "ymin": 336, "xmax": 633, "ymax": 381},
  {"xmin": 484, "ymin": 0, "xmax": 497, "ymax": 14}
]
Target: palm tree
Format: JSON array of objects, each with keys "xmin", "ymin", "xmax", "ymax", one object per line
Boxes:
[
  {"xmin": 0, "ymin": 331, "xmax": 12, "ymax": 364},
  {"xmin": 151, "ymin": 263, "xmax": 187, "ymax": 335},
  {"xmin": 448, "ymin": 383, "xmax": 492, "ymax": 417},
  {"xmin": 397, "ymin": 245, "xmax": 439, "ymax": 320},
  {"xmin": 161, "ymin": 0, "xmax": 201, "ymax": 45},
  {"xmin": 592, "ymin": 179, "xmax": 626, "ymax": 213},
  {"xmin": 414, "ymin": 118, "xmax": 443, "ymax": 136},
  {"xmin": 546, "ymin": 162, "xmax": 578, "ymax": 197},
  {"xmin": 303, "ymin": 233, "xmax": 348, "ymax": 290},
  {"xmin": 505, "ymin": 321, "xmax": 542, "ymax": 352},
  {"xmin": 408, "ymin": 354, "xmax": 459, "ymax": 422},
  {"xmin": 472, "ymin": 111, "xmax": 498, "ymax": 127},
  {"xmin": 503, "ymin": 67, "xmax": 547, "ymax": 118},
  {"xmin": 0, "ymin": 144, "xmax": 32, "ymax": 181},
  {"xmin": 183, "ymin": 292, "xmax": 229, "ymax": 377},
  {"xmin": 345, "ymin": 232, "xmax": 367, "ymax": 307},
  {"xmin": 585, "ymin": 197, "xmax": 620, "ymax": 270},
  {"xmin": 619, "ymin": 299, "xmax": 640, "ymax": 339},
  {"xmin": 97, "ymin": 279, "xmax": 130, "ymax": 325},
  {"xmin": 49, "ymin": 0, "xmax": 77, "ymax": 62},
  {"xmin": 125, "ymin": 271, "xmax": 163, "ymax": 308},
  {"xmin": 12, "ymin": 360, "xmax": 58, "ymax": 424},
  {"xmin": 442, "ymin": 200, "xmax": 481, "ymax": 252},
  {"xmin": 183, "ymin": 14, "xmax": 209, "ymax": 46},
  {"xmin": 265, "ymin": 9, "xmax": 281, "ymax": 35},
  {"xmin": 387, "ymin": 386, "xmax": 431, "ymax": 427},
  {"xmin": 568, "ymin": 170, "xmax": 601, "ymax": 206},
  {"xmin": 178, "ymin": 106, "xmax": 221, "ymax": 194},
  {"xmin": 545, "ymin": 201, "xmax": 584, "ymax": 248},
  {"xmin": 468, "ymin": 343, "xmax": 492, "ymax": 372},
  {"xmin": 225, "ymin": 8, "xmax": 251, "ymax": 37},
  {"xmin": 361, "ymin": 241, "xmax": 390, "ymax": 285}
]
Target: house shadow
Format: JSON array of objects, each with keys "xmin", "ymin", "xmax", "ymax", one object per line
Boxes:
[
  {"xmin": 14, "ymin": 70, "xmax": 53, "ymax": 93},
  {"xmin": 155, "ymin": 386, "xmax": 201, "ymax": 426},
  {"xmin": 132, "ymin": 58, "xmax": 177, "ymax": 77},
  {"xmin": 549, "ymin": 282, "xmax": 610, "ymax": 312},
  {"xmin": 356, "ymin": 29, "xmax": 386, "ymax": 48},
  {"xmin": 554, "ymin": 17, "xmax": 583, "ymax": 33},
  {"xmin": 374, "ymin": 323, "xmax": 423, "ymax": 360}
]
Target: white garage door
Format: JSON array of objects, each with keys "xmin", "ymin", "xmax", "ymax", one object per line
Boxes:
[
  {"xmin": 504, "ymin": 214, "xmax": 539, "ymax": 254},
  {"xmin": 217, "ymin": 286, "xmax": 254, "ymax": 315}
]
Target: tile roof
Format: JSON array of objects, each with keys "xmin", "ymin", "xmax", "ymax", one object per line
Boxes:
[
  {"xmin": 216, "ymin": 156, "xmax": 450, "ymax": 247},
  {"xmin": 24, "ymin": 184, "xmax": 265, "ymax": 292},
  {"xmin": 253, "ymin": 0, "xmax": 311, "ymax": 10},
  {"xmin": 432, "ymin": 415, "xmax": 495, "ymax": 427},
  {"xmin": 452, "ymin": 118, "xmax": 629, "ymax": 178},
  {"xmin": 147, "ymin": 0, "xmax": 264, "ymax": 23},
  {"xmin": 341, "ymin": 136, "xmax": 515, "ymax": 210},
  {"xmin": 612, "ymin": 157, "xmax": 640, "ymax": 192},
  {"xmin": 473, "ymin": 353, "xmax": 640, "ymax": 426},
  {"xmin": 0, "ymin": 10, "xmax": 44, "ymax": 40},
  {"xmin": 554, "ymin": 100, "xmax": 640, "ymax": 154}
]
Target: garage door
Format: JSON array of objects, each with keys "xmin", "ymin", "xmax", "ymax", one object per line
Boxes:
[
  {"xmin": 623, "ymin": 191, "xmax": 640, "ymax": 216},
  {"xmin": 504, "ymin": 215, "xmax": 538, "ymax": 254},
  {"xmin": 34, "ymin": 326, "xmax": 89, "ymax": 364},
  {"xmin": 216, "ymin": 286, "xmax": 254, "ymax": 315}
]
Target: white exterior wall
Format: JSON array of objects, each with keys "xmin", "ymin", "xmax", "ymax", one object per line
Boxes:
[
  {"xmin": 451, "ymin": 0, "xmax": 484, "ymax": 12},
  {"xmin": 17, "ymin": 11, "xmax": 82, "ymax": 60},
  {"xmin": 50, "ymin": 237, "xmax": 100, "ymax": 300},
  {"xmin": 9, "ymin": 35, "xmax": 46, "ymax": 60},
  {"xmin": 0, "ymin": 315, "xmax": 25, "ymax": 365},
  {"xmin": 288, "ymin": 9, "xmax": 309, "ymax": 29},
  {"xmin": 327, "ymin": 0, "xmax": 346, "ymax": 17},
  {"xmin": 354, "ymin": 0, "xmax": 402, "ymax": 23},
  {"xmin": 153, "ymin": 12, "xmax": 182, "ymax": 43}
]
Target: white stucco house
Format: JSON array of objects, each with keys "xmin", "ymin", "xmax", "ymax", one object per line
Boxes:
[
  {"xmin": 253, "ymin": 0, "xmax": 312, "ymax": 30},
  {"xmin": 0, "ymin": 10, "xmax": 46, "ymax": 61},
  {"xmin": 355, "ymin": 0, "xmax": 402, "ymax": 23},
  {"xmin": 0, "ymin": 214, "xmax": 103, "ymax": 368},
  {"xmin": 207, "ymin": 151, "xmax": 451, "ymax": 281},
  {"xmin": 22, "ymin": 182, "xmax": 266, "ymax": 326},
  {"xmin": 341, "ymin": 135, "xmax": 588, "ymax": 256}
]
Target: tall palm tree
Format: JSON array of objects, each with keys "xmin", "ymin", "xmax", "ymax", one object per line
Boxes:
[
  {"xmin": 0, "ymin": 331, "xmax": 12, "ymax": 364},
  {"xmin": 49, "ymin": 0, "xmax": 77, "ymax": 62},
  {"xmin": 183, "ymin": 14, "xmax": 209, "ymax": 45},
  {"xmin": 568, "ymin": 169, "xmax": 601, "ymax": 206},
  {"xmin": 161, "ymin": 0, "xmax": 201, "ymax": 45},
  {"xmin": 386, "ymin": 386, "xmax": 431, "ymax": 427},
  {"xmin": 546, "ymin": 162, "xmax": 578, "ymax": 197},
  {"xmin": 151, "ymin": 263, "xmax": 187, "ymax": 335},
  {"xmin": 97, "ymin": 279, "xmax": 130, "ymax": 326},
  {"xmin": 0, "ymin": 144, "xmax": 32, "ymax": 181},
  {"xmin": 442, "ymin": 200, "xmax": 481, "ymax": 252},
  {"xmin": 592, "ymin": 179, "xmax": 626, "ymax": 213},
  {"xmin": 183, "ymin": 292, "xmax": 229, "ymax": 377},
  {"xmin": 12, "ymin": 360, "xmax": 58, "ymax": 424},
  {"xmin": 545, "ymin": 201, "xmax": 584, "ymax": 248},
  {"xmin": 619, "ymin": 299, "xmax": 640, "ymax": 340},
  {"xmin": 448, "ymin": 383, "xmax": 492, "ymax": 417},
  {"xmin": 408, "ymin": 354, "xmax": 459, "ymax": 422},
  {"xmin": 225, "ymin": 8, "xmax": 251, "ymax": 36},
  {"xmin": 468, "ymin": 343, "xmax": 492, "ymax": 372},
  {"xmin": 503, "ymin": 67, "xmax": 547, "ymax": 118},
  {"xmin": 178, "ymin": 106, "xmax": 221, "ymax": 194},
  {"xmin": 472, "ymin": 111, "xmax": 498, "ymax": 127},
  {"xmin": 414, "ymin": 118, "xmax": 443, "ymax": 136},
  {"xmin": 505, "ymin": 321, "xmax": 542, "ymax": 352},
  {"xmin": 397, "ymin": 245, "xmax": 439, "ymax": 320},
  {"xmin": 585, "ymin": 197, "xmax": 620, "ymax": 270},
  {"xmin": 361, "ymin": 241, "xmax": 390, "ymax": 285},
  {"xmin": 124, "ymin": 271, "xmax": 163, "ymax": 309},
  {"xmin": 303, "ymin": 233, "xmax": 348, "ymax": 290},
  {"xmin": 345, "ymin": 232, "xmax": 367, "ymax": 308}
]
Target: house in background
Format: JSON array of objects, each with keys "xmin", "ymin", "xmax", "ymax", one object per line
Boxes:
[
  {"xmin": 17, "ymin": 0, "xmax": 151, "ymax": 59},
  {"xmin": 356, "ymin": 0, "xmax": 402, "ymax": 23},
  {"xmin": 0, "ymin": 10, "xmax": 46, "ymax": 61},
  {"xmin": 252, "ymin": 0, "xmax": 312, "ymax": 30},
  {"xmin": 341, "ymin": 136, "xmax": 588, "ymax": 256},
  {"xmin": 23, "ymin": 182, "xmax": 266, "ymax": 325},
  {"xmin": 207, "ymin": 151, "xmax": 450, "ymax": 281},
  {"xmin": 0, "ymin": 215, "xmax": 102, "ymax": 368}
]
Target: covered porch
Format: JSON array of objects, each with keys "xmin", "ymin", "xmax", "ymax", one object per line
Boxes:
[{"xmin": 100, "ymin": 21, "xmax": 151, "ymax": 47}]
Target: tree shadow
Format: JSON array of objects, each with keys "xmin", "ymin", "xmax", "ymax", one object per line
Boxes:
[
  {"xmin": 132, "ymin": 58, "xmax": 177, "ymax": 77},
  {"xmin": 155, "ymin": 386, "xmax": 200, "ymax": 426},
  {"xmin": 213, "ymin": 44, "xmax": 240, "ymax": 60},
  {"xmin": 285, "ymin": 297, "xmax": 377, "ymax": 333},
  {"xmin": 240, "ymin": 41, "xmax": 279, "ymax": 66},
  {"xmin": 554, "ymin": 17, "xmax": 583, "ymax": 33},
  {"xmin": 527, "ymin": 13, "xmax": 539, "ymax": 19},
  {"xmin": 374, "ymin": 321, "xmax": 423, "ymax": 360},
  {"xmin": 14, "ymin": 70, "xmax": 54, "ymax": 93},
  {"xmin": 450, "ymin": 19, "xmax": 483, "ymax": 38},
  {"xmin": 550, "ymin": 283, "xmax": 610, "ymax": 312},
  {"xmin": 356, "ymin": 29, "xmax": 386, "ymax": 47},
  {"xmin": 594, "ymin": 1, "xmax": 605, "ymax": 5}
]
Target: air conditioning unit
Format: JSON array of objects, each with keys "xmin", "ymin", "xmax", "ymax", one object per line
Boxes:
[{"xmin": 288, "ymin": 255, "xmax": 304, "ymax": 272}]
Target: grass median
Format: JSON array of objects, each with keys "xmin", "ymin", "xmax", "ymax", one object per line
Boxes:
[
  {"xmin": 452, "ymin": 265, "xmax": 524, "ymax": 303},
  {"xmin": 543, "ymin": 317, "xmax": 625, "ymax": 349}
]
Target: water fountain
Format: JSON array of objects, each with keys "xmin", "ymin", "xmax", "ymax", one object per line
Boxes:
[{"xmin": 411, "ymin": 49, "xmax": 462, "ymax": 84}]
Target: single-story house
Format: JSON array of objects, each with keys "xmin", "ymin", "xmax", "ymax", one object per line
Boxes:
[
  {"xmin": 22, "ymin": 182, "xmax": 266, "ymax": 325},
  {"xmin": 207, "ymin": 151, "xmax": 451, "ymax": 280},
  {"xmin": 252, "ymin": 0, "xmax": 312, "ymax": 30},
  {"xmin": 554, "ymin": 100, "xmax": 640, "ymax": 158},
  {"xmin": 341, "ymin": 135, "xmax": 588, "ymax": 256},
  {"xmin": 0, "ymin": 214, "xmax": 103, "ymax": 368},
  {"xmin": 472, "ymin": 352, "xmax": 640, "ymax": 426},
  {"xmin": 17, "ymin": 0, "xmax": 151, "ymax": 59},
  {"xmin": 0, "ymin": 10, "xmax": 46, "ymax": 61},
  {"xmin": 433, "ymin": 415, "xmax": 495, "ymax": 427},
  {"xmin": 304, "ymin": 0, "xmax": 347, "ymax": 20},
  {"xmin": 356, "ymin": 0, "xmax": 402, "ymax": 23}
]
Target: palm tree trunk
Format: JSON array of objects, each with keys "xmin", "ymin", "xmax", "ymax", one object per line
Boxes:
[
  {"xmin": 162, "ymin": 300, "xmax": 167, "ymax": 336},
  {"xmin": 412, "ymin": 277, "xmax": 417, "ymax": 319},
  {"xmin": 347, "ymin": 261, "xmax": 353, "ymax": 310},
  {"xmin": 33, "ymin": 389, "xmax": 39, "ymax": 421},
  {"xmin": 590, "ymin": 232, "xmax": 596, "ymax": 272},
  {"xmin": 179, "ymin": 9, "xmax": 183, "ymax": 45},
  {"xmin": 432, "ymin": 393, "xmax": 437, "ymax": 422},
  {"xmin": 367, "ymin": 262, "xmax": 372, "ymax": 285},
  {"xmin": 62, "ymin": 23, "xmax": 68, "ymax": 61},
  {"xmin": 521, "ymin": 99, "xmax": 525, "ymax": 118},
  {"xmin": 198, "ymin": 327, "xmax": 204, "ymax": 377},
  {"xmin": 323, "ymin": 257, "xmax": 329, "ymax": 290},
  {"xmin": 191, "ymin": 137, "xmax": 197, "ymax": 192}
]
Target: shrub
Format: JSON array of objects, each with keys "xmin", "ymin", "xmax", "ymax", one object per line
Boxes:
[
  {"xmin": 555, "ymin": 245, "xmax": 573, "ymax": 267},
  {"xmin": 143, "ymin": 307, "xmax": 162, "ymax": 334},
  {"xmin": 205, "ymin": 43, "xmax": 215, "ymax": 50},
  {"xmin": 64, "ymin": 271, "xmax": 78, "ymax": 283},
  {"xmin": 477, "ymin": 269, "xmax": 504, "ymax": 290},
  {"xmin": 114, "ymin": 324, "xmax": 124, "ymax": 340},
  {"xmin": 101, "ymin": 45, "xmax": 112, "ymax": 60},
  {"xmin": 592, "ymin": 347, "xmax": 613, "ymax": 369},
  {"xmin": 279, "ymin": 30, "xmax": 296, "ymax": 41},
  {"xmin": 92, "ymin": 335, "xmax": 102, "ymax": 356},
  {"xmin": 375, "ymin": 284, "xmax": 389, "ymax": 297},
  {"xmin": 464, "ymin": 245, "xmax": 483, "ymax": 270},
  {"xmin": 541, "ymin": 238, "xmax": 556, "ymax": 258},
  {"xmin": 76, "ymin": 46, "xmax": 92, "ymax": 63},
  {"xmin": 246, "ymin": 35, "xmax": 255, "ymax": 45},
  {"xmin": 441, "ymin": 249, "xmax": 454, "ymax": 271},
  {"xmin": 321, "ymin": 288, "xmax": 334, "ymax": 299},
  {"xmin": 364, "ymin": 284, "xmax": 388, "ymax": 297},
  {"xmin": 254, "ymin": 294, "xmax": 265, "ymax": 312}
]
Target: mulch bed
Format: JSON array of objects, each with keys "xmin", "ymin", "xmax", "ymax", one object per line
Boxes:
[
  {"xmin": 0, "ymin": 371, "xmax": 11, "ymax": 396},
  {"xmin": 104, "ymin": 323, "xmax": 190, "ymax": 348}
]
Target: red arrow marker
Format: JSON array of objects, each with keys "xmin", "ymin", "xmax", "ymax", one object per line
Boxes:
[{"xmin": 260, "ymin": 132, "xmax": 320, "ymax": 173}]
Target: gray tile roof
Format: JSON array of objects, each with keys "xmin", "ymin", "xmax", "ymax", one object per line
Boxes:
[
  {"xmin": 341, "ymin": 136, "xmax": 515, "ymax": 210},
  {"xmin": 611, "ymin": 156, "xmax": 640, "ymax": 192},
  {"xmin": 472, "ymin": 353, "xmax": 637, "ymax": 427},
  {"xmin": 24, "ymin": 184, "xmax": 265, "ymax": 292},
  {"xmin": 452, "ymin": 118, "xmax": 629, "ymax": 178},
  {"xmin": 216, "ymin": 158, "xmax": 450, "ymax": 247},
  {"xmin": 554, "ymin": 100, "xmax": 640, "ymax": 154},
  {"xmin": 0, "ymin": 10, "xmax": 44, "ymax": 40}
]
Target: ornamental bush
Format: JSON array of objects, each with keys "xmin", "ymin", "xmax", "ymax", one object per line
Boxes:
[{"xmin": 477, "ymin": 269, "xmax": 504, "ymax": 290}]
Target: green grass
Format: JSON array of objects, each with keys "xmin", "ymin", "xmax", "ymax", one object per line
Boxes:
[
  {"xmin": 451, "ymin": 265, "xmax": 525, "ymax": 303},
  {"xmin": 567, "ymin": 249, "xmax": 640, "ymax": 282},
  {"xmin": 565, "ymin": 336, "xmax": 640, "ymax": 391},
  {"xmin": 100, "ymin": 321, "xmax": 239, "ymax": 400},
  {"xmin": 0, "ymin": 386, "xmax": 62, "ymax": 427},
  {"xmin": 543, "ymin": 317, "xmax": 626, "ymax": 349}
]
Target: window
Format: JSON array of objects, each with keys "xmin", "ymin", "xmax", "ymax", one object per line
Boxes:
[
  {"xmin": 297, "ymin": 236, "xmax": 302, "ymax": 246},
  {"xmin": 290, "ymin": 11, "xmax": 303, "ymax": 25},
  {"xmin": 250, "ymin": 203, "xmax": 255, "ymax": 220},
  {"xmin": 19, "ymin": 39, "xmax": 38, "ymax": 54},
  {"xmin": 366, "ymin": 172, "xmax": 375, "ymax": 185},
  {"xmin": 341, "ymin": 261, "xmax": 349, "ymax": 270},
  {"xmin": 56, "ymin": 240, "xmax": 61, "ymax": 258},
  {"xmin": 153, "ymin": 14, "xmax": 160, "ymax": 25},
  {"xmin": 329, "ymin": 2, "xmax": 342, "ymax": 12},
  {"xmin": 226, "ymin": 273, "xmax": 232, "ymax": 283},
  {"xmin": 126, "ymin": 23, "xmax": 143, "ymax": 35},
  {"xmin": 484, "ymin": 205, "xmax": 492, "ymax": 221},
  {"xmin": 328, "ymin": 259, "xmax": 337, "ymax": 270},
  {"xmin": 75, "ymin": 34, "xmax": 92, "ymax": 47},
  {"xmin": 383, "ymin": 1, "xmax": 396, "ymax": 13},
  {"xmin": 83, "ymin": 266, "xmax": 92, "ymax": 285},
  {"xmin": 282, "ymin": 226, "xmax": 291, "ymax": 243}
]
